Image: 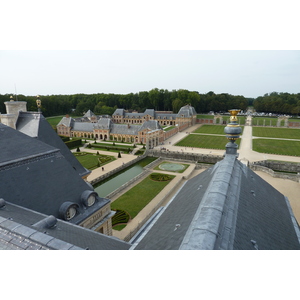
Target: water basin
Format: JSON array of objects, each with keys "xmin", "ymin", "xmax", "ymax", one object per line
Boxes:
[{"xmin": 94, "ymin": 165, "xmax": 144, "ymax": 197}]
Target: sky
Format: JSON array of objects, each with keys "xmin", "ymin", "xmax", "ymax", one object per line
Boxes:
[
  {"xmin": 1, "ymin": 50, "xmax": 299, "ymax": 98},
  {"xmin": 1, "ymin": 1, "xmax": 300, "ymax": 99}
]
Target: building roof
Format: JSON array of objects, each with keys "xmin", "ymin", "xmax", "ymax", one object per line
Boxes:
[
  {"xmin": 110, "ymin": 124, "xmax": 140, "ymax": 135},
  {"xmin": 57, "ymin": 116, "xmax": 74, "ymax": 128},
  {"xmin": 177, "ymin": 104, "xmax": 197, "ymax": 118},
  {"xmin": 139, "ymin": 120, "xmax": 163, "ymax": 131},
  {"xmin": 16, "ymin": 112, "xmax": 90, "ymax": 178},
  {"xmin": 83, "ymin": 110, "xmax": 96, "ymax": 118},
  {"xmin": 0, "ymin": 201, "xmax": 131, "ymax": 250},
  {"xmin": 0, "ymin": 123, "xmax": 109, "ymax": 225},
  {"xmin": 132, "ymin": 154, "xmax": 300, "ymax": 250},
  {"xmin": 95, "ymin": 118, "xmax": 111, "ymax": 130},
  {"xmin": 112, "ymin": 108, "xmax": 125, "ymax": 116}
]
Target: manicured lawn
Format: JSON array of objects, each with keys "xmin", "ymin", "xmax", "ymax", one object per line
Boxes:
[
  {"xmin": 164, "ymin": 126, "xmax": 176, "ymax": 131},
  {"xmin": 46, "ymin": 116, "xmax": 64, "ymax": 127},
  {"xmin": 193, "ymin": 125, "xmax": 225, "ymax": 134},
  {"xmin": 253, "ymin": 127, "xmax": 300, "ymax": 139},
  {"xmin": 175, "ymin": 134, "xmax": 240, "ymax": 149},
  {"xmin": 197, "ymin": 114, "xmax": 214, "ymax": 119},
  {"xmin": 111, "ymin": 173, "xmax": 175, "ymax": 219},
  {"xmin": 73, "ymin": 152, "xmax": 115, "ymax": 170},
  {"xmin": 253, "ymin": 139, "xmax": 300, "ymax": 156}
]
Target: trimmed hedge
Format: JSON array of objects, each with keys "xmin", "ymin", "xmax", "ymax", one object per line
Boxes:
[
  {"xmin": 112, "ymin": 209, "xmax": 131, "ymax": 226},
  {"xmin": 65, "ymin": 138, "xmax": 82, "ymax": 149},
  {"xmin": 149, "ymin": 173, "xmax": 173, "ymax": 181},
  {"xmin": 91, "ymin": 144, "xmax": 133, "ymax": 152}
]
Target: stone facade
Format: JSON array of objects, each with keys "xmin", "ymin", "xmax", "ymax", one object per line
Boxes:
[{"xmin": 57, "ymin": 105, "xmax": 197, "ymax": 147}]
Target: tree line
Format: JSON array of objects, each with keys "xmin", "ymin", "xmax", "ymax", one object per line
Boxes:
[
  {"xmin": 253, "ymin": 92, "xmax": 300, "ymax": 115},
  {"xmin": 0, "ymin": 88, "xmax": 279, "ymax": 118}
]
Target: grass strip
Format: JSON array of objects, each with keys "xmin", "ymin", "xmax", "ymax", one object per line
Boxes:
[
  {"xmin": 252, "ymin": 127, "xmax": 300, "ymax": 139},
  {"xmin": 253, "ymin": 139, "xmax": 300, "ymax": 156},
  {"xmin": 111, "ymin": 173, "xmax": 175, "ymax": 219},
  {"xmin": 175, "ymin": 134, "xmax": 240, "ymax": 149}
]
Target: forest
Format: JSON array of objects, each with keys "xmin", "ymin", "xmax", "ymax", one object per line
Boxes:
[
  {"xmin": 0, "ymin": 89, "xmax": 298, "ymax": 118},
  {"xmin": 253, "ymin": 92, "xmax": 300, "ymax": 115}
]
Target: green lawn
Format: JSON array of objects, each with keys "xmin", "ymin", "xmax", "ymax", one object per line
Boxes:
[
  {"xmin": 197, "ymin": 114, "xmax": 214, "ymax": 119},
  {"xmin": 111, "ymin": 173, "xmax": 175, "ymax": 219},
  {"xmin": 46, "ymin": 116, "xmax": 64, "ymax": 127},
  {"xmin": 252, "ymin": 117, "xmax": 278, "ymax": 126},
  {"xmin": 253, "ymin": 139, "xmax": 300, "ymax": 156},
  {"xmin": 253, "ymin": 127, "xmax": 300, "ymax": 139},
  {"xmin": 164, "ymin": 126, "xmax": 176, "ymax": 131},
  {"xmin": 73, "ymin": 152, "xmax": 115, "ymax": 170},
  {"xmin": 193, "ymin": 125, "xmax": 225, "ymax": 134},
  {"xmin": 175, "ymin": 134, "xmax": 240, "ymax": 149}
]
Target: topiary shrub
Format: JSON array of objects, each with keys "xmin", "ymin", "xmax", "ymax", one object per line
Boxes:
[
  {"xmin": 149, "ymin": 173, "xmax": 173, "ymax": 181},
  {"xmin": 112, "ymin": 209, "xmax": 131, "ymax": 226}
]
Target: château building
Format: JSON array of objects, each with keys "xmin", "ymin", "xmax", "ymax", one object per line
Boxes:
[{"xmin": 56, "ymin": 105, "xmax": 197, "ymax": 148}]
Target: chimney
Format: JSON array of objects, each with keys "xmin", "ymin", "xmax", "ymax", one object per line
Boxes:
[{"xmin": 224, "ymin": 109, "xmax": 242, "ymax": 156}]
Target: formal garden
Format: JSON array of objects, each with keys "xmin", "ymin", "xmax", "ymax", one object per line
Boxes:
[
  {"xmin": 73, "ymin": 152, "xmax": 115, "ymax": 170},
  {"xmin": 111, "ymin": 172, "xmax": 175, "ymax": 230}
]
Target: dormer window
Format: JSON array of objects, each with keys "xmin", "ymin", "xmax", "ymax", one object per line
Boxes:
[{"xmin": 66, "ymin": 206, "xmax": 77, "ymax": 220}]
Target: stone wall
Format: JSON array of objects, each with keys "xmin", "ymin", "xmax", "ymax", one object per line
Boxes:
[
  {"xmin": 147, "ymin": 149, "xmax": 223, "ymax": 164},
  {"xmin": 250, "ymin": 164, "xmax": 300, "ymax": 183},
  {"xmin": 251, "ymin": 160, "xmax": 300, "ymax": 173}
]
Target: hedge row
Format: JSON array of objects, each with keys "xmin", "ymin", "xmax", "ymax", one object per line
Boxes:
[
  {"xmin": 89, "ymin": 143, "xmax": 133, "ymax": 152},
  {"xmin": 65, "ymin": 138, "xmax": 82, "ymax": 149}
]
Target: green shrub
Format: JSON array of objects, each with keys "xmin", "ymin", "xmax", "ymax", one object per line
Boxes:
[
  {"xmin": 112, "ymin": 210, "xmax": 130, "ymax": 226},
  {"xmin": 64, "ymin": 138, "xmax": 82, "ymax": 149},
  {"xmin": 150, "ymin": 173, "xmax": 173, "ymax": 181}
]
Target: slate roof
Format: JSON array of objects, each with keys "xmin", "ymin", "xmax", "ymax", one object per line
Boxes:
[
  {"xmin": 0, "ymin": 123, "xmax": 109, "ymax": 224},
  {"xmin": 0, "ymin": 201, "xmax": 131, "ymax": 250},
  {"xmin": 139, "ymin": 120, "xmax": 162, "ymax": 131},
  {"xmin": 95, "ymin": 118, "xmax": 111, "ymax": 130},
  {"xmin": 133, "ymin": 154, "xmax": 300, "ymax": 250},
  {"xmin": 16, "ymin": 112, "xmax": 90, "ymax": 178},
  {"xmin": 143, "ymin": 109, "xmax": 155, "ymax": 117},
  {"xmin": 177, "ymin": 105, "xmax": 197, "ymax": 117},
  {"xmin": 112, "ymin": 108, "xmax": 125, "ymax": 116},
  {"xmin": 72, "ymin": 122, "xmax": 95, "ymax": 132},
  {"xmin": 57, "ymin": 116, "xmax": 74, "ymax": 127},
  {"xmin": 83, "ymin": 110, "xmax": 96, "ymax": 118},
  {"xmin": 110, "ymin": 124, "xmax": 140, "ymax": 135}
]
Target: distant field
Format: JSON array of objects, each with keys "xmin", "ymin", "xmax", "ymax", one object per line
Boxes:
[
  {"xmin": 253, "ymin": 139, "xmax": 300, "ymax": 156},
  {"xmin": 175, "ymin": 134, "xmax": 240, "ymax": 149},
  {"xmin": 197, "ymin": 114, "xmax": 214, "ymax": 119},
  {"xmin": 253, "ymin": 127, "xmax": 300, "ymax": 139},
  {"xmin": 46, "ymin": 116, "xmax": 64, "ymax": 127}
]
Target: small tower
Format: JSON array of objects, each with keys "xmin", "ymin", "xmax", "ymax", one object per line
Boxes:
[
  {"xmin": 36, "ymin": 95, "xmax": 42, "ymax": 112},
  {"xmin": 224, "ymin": 109, "xmax": 242, "ymax": 156}
]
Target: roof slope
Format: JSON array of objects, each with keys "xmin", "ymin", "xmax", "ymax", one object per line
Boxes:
[
  {"xmin": 16, "ymin": 112, "xmax": 90, "ymax": 178},
  {"xmin": 0, "ymin": 123, "xmax": 108, "ymax": 223},
  {"xmin": 0, "ymin": 202, "xmax": 131, "ymax": 250},
  {"xmin": 134, "ymin": 155, "xmax": 300, "ymax": 250}
]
